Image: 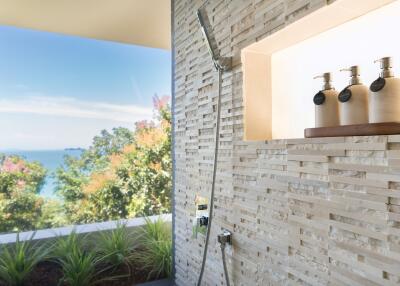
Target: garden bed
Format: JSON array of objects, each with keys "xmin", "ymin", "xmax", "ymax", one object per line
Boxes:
[{"xmin": 0, "ymin": 216, "xmax": 172, "ymax": 286}]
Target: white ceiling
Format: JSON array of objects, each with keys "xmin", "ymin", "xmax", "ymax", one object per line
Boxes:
[{"xmin": 0, "ymin": 0, "xmax": 171, "ymax": 50}]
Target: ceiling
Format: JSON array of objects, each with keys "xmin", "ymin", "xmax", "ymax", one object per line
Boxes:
[{"xmin": 0, "ymin": 0, "xmax": 171, "ymax": 50}]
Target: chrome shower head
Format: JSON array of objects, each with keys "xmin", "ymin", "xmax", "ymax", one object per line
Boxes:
[
  {"xmin": 196, "ymin": 8, "xmax": 217, "ymax": 64},
  {"xmin": 196, "ymin": 7, "xmax": 231, "ymax": 71}
]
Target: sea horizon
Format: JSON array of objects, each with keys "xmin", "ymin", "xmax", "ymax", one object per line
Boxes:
[{"xmin": 0, "ymin": 147, "xmax": 85, "ymax": 152}]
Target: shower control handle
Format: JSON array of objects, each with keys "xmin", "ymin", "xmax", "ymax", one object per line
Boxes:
[{"xmin": 199, "ymin": 216, "xmax": 209, "ymax": 227}]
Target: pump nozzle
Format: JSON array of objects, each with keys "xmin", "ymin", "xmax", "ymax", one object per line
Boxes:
[
  {"xmin": 374, "ymin": 57, "xmax": 394, "ymax": 78},
  {"xmin": 314, "ymin": 72, "xmax": 333, "ymax": 90},
  {"xmin": 340, "ymin": 65, "xmax": 361, "ymax": 85}
]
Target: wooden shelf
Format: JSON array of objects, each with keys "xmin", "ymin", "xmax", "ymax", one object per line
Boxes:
[{"xmin": 304, "ymin": 122, "xmax": 400, "ymax": 138}]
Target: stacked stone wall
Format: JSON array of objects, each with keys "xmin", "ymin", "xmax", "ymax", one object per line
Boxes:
[{"xmin": 173, "ymin": 1, "xmax": 400, "ymax": 285}]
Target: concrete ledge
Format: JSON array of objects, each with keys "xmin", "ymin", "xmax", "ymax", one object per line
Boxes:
[{"xmin": 0, "ymin": 214, "xmax": 172, "ymax": 245}]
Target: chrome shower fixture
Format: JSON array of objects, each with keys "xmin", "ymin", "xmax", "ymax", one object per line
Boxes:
[
  {"xmin": 195, "ymin": 6, "xmax": 233, "ymax": 286},
  {"xmin": 196, "ymin": 8, "xmax": 232, "ymax": 71}
]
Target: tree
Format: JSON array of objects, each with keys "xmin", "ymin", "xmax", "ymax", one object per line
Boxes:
[
  {"xmin": 55, "ymin": 96, "xmax": 172, "ymax": 224},
  {"xmin": 36, "ymin": 199, "xmax": 68, "ymax": 229},
  {"xmin": 0, "ymin": 96, "xmax": 172, "ymax": 231},
  {"xmin": 122, "ymin": 97, "xmax": 172, "ymax": 216},
  {"xmin": 0, "ymin": 155, "xmax": 47, "ymax": 233},
  {"xmin": 55, "ymin": 127, "xmax": 134, "ymax": 221}
]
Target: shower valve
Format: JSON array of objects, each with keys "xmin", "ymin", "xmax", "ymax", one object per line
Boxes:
[
  {"xmin": 199, "ymin": 216, "xmax": 209, "ymax": 227},
  {"xmin": 217, "ymin": 230, "xmax": 232, "ymax": 245}
]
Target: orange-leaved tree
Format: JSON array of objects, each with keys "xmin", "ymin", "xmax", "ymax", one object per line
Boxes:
[{"xmin": 56, "ymin": 96, "xmax": 171, "ymax": 223}]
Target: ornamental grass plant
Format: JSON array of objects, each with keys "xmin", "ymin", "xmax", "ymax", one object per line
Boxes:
[
  {"xmin": 0, "ymin": 233, "xmax": 51, "ymax": 286},
  {"xmin": 0, "ymin": 218, "xmax": 172, "ymax": 286},
  {"xmin": 134, "ymin": 217, "xmax": 172, "ymax": 280}
]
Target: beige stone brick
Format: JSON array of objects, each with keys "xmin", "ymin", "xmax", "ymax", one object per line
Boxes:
[
  {"xmin": 287, "ymin": 154, "xmax": 329, "ymax": 162},
  {"xmin": 173, "ymin": 0, "xmax": 399, "ymax": 284}
]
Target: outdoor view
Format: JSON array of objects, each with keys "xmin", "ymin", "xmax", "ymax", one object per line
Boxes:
[{"xmin": 0, "ymin": 25, "xmax": 172, "ymax": 234}]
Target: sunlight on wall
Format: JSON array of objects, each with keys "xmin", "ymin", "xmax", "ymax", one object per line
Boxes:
[{"xmin": 271, "ymin": 1, "xmax": 400, "ymax": 138}]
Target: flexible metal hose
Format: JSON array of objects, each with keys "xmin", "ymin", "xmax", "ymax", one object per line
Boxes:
[
  {"xmin": 220, "ymin": 243, "xmax": 231, "ymax": 286},
  {"xmin": 196, "ymin": 68, "xmax": 223, "ymax": 286}
]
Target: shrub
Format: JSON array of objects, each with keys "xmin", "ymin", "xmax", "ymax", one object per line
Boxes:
[
  {"xmin": 0, "ymin": 191, "xmax": 43, "ymax": 233},
  {"xmin": 140, "ymin": 217, "xmax": 170, "ymax": 242},
  {"xmin": 36, "ymin": 199, "xmax": 68, "ymax": 229},
  {"xmin": 0, "ymin": 218, "xmax": 172, "ymax": 285},
  {"xmin": 0, "ymin": 156, "xmax": 46, "ymax": 195},
  {"xmin": 51, "ymin": 230, "xmax": 82, "ymax": 260},
  {"xmin": 0, "ymin": 156, "xmax": 47, "ymax": 233},
  {"xmin": 134, "ymin": 217, "xmax": 172, "ymax": 280},
  {"xmin": 0, "ymin": 233, "xmax": 50, "ymax": 286},
  {"xmin": 57, "ymin": 247, "xmax": 112, "ymax": 286},
  {"xmin": 54, "ymin": 231, "xmax": 117, "ymax": 286},
  {"xmin": 95, "ymin": 222, "xmax": 135, "ymax": 270}
]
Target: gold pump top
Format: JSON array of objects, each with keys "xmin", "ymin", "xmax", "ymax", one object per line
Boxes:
[
  {"xmin": 314, "ymin": 72, "xmax": 333, "ymax": 90},
  {"xmin": 374, "ymin": 57, "xmax": 394, "ymax": 78},
  {"xmin": 340, "ymin": 65, "xmax": 361, "ymax": 85}
]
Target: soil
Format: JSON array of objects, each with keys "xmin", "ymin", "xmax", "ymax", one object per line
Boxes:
[
  {"xmin": 18, "ymin": 260, "xmax": 161, "ymax": 286},
  {"xmin": 96, "ymin": 263, "xmax": 133, "ymax": 286},
  {"xmin": 25, "ymin": 261, "xmax": 63, "ymax": 286},
  {"xmin": 132, "ymin": 264, "xmax": 153, "ymax": 285}
]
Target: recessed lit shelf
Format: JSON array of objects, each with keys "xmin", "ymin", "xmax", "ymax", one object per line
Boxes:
[{"xmin": 241, "ymin": 0, "xmax": 397, "ymax": 141}]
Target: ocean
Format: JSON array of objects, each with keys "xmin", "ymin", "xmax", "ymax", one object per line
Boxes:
[{"xmin": 2, "ymin": 150, "xmax": 83, "ymax": 198}]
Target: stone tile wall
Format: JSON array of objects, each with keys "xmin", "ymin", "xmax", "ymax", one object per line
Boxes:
[{"xmin": 173, "ymin": 0, "xmax": 400, "ymax": 285}]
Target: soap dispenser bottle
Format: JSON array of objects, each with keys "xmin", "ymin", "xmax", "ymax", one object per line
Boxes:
[
  {"xmin": 338, "ymin": 66, "xmax": 369, "ymax": 125},
  {"xmin": 369, "ymin": 57, "xmax": 400, "ymax": 123},
  {"xmin": 313, "ymin": 72, "xmax": 339, "ymax": 128}
]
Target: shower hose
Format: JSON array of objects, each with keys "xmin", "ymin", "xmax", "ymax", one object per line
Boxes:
[{"xmin": 197, "ymin": 69, "xmax": 230, "ymax": 286}]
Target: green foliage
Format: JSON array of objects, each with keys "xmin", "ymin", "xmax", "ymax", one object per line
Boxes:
[
  {"xmin": 0, "ymin": 156, "xmax": 46, "ymax": 196},
  {"xmin": 118, "ymin": 106, "xmax": 172, "ymax": 216},
  {"xmin": 74, "ymin": 182, "xmax": 131, "ymax": 224},
  {"xmin": 54, "ymin": 127, "xmax": 135, "ymax": 223},
  {"xmin": 0, "ymin": 96, "xmax": 171, "ymax": 232},
  {"xmin": 0, "ymin": 192, "xmax": 43, "ymax": 233},
  {"xmin": 53, "ymin": 230, "xmax": 127, "ymax": 286},
  {"xmin": 95, "ymin": 222, "xmax": 135, "ymax": 268},
  {"xmin": 0, "ymin": 233, "xmax": 51, "ymax": 286},
  {"xmin": 55, "ymin": 127, "xmax": 133, "ymax": 197},
  {"xmin": 140, "ymin": 217, "xmax": 171, "ymax": 242},
  {"xmin": 54, "ymin": 155, "xmax": 89, "ymax": 204},
  {"xmin": 134, "ymin": 217, "xmax": 172, "ymax": 280},
  {"xmin": 90, "ymin": 128, "xmax": 135, "ymax": 160},
  {"xmin": 55, "ymin": 97, "xmax": 172, "ymax": 224},
  {"xmin": 57, "ymin": 247, "xmax": 112, "ymax": 286},
  {"xmin": 0, "ymin": 156, "xmax": 47, "ymax": 233},
  {"xmin": 51, "ymin": 230, "xmax": 82, "ymax": 260},
  {"xmin": 36, "ymin": 199, "xmax": 67, "ymax": 229},
  {"xmin": 0, "ymin": 219, "xmax": 172, "ymax": 285}
]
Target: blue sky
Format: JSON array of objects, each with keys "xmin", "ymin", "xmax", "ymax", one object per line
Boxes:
[{"xmin": 0, "ymin": 25, "xmax": 171, "ymax": 150}]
